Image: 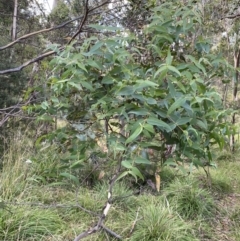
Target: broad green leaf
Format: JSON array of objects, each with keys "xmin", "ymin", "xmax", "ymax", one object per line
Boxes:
[
  {"xmin": 87, "ymin": 60, "xmax": 102, "ymax": 70},
  {"xmin": 131, "ymin": 167, "xmax": 144, "ymax": 180},
  {"xmin": 80, "ymin": 80, "xmax": 93, "ymax": 91},
  {"xmin": 167, "ymin": 66, "xmax": 181, "ymax": 76},
  {"xmin": 143, "ymin": 123, "xmax": 155, "ymax": 133},
  {"xmin": 128, "ymin": 108, "xmax": 149, "ymax": 115},
  {"xmin": 146, "ymin": 97, "xmax": 157, "ymax": 105},
  {"xmin": 88, "ymin": 41, "xmax": 103, "ymax": 54},
  {"xmin": 70, "ymin": 160, "xmax": 84, "ymax": 169},
  {"xmin": 116, "ymin": 86, "xmax": 134, "ymax": 96},
  {"xmin": 59, "ymin": 172, "xmax": 80, "ymax": 185},
  {"xmin": 121, "ymin": 160, "xmax": 132, "ymax": 169},
  {"xmin": 166, "ymin": 49, "xmax": 173, "ymax": 65},
  {"xmin": 115, "ymin": 143, "xmax": 127, "ymax": 151},
  {"xmin": 134, "ymin": 157, "xmax": 151, "ymax": 165},
  {"xmin": 77, "ymin": 62, "xmax": 88, "ymax": 72},
  {"xmin": 195, "ymin": 119, "xmax": 208, "ymax": 131},
  {"xmin": 126, "ymin": 124, "xmax": 143, "ymax": 144},
  {"xmin": 164, "ymin": 158, "xmax": 177, "ymax": 167},
  {"xmin": 147, "ymin": 117, "xmax": 172, "ymax": 132},
  {"xmin": 128, "ymin": 170, "xmax": 138, "ymax": 182},
  {"xmin": 134, "ymin": 79, "xmax": 158, "ymax": 91},
  {"xmin": 176, "ymin": 117, "xmax": 192, "ymax": 125},
  {"xmin": 116, "ymin": 171, "xmax": 129, "ymax": 181},
  {"xmin": 154, "ymin": 65, "xmax": 168, "ymax": 78},
  {"xmin": 168, "ymin": 79, "xmax": 176, "ymax": 97},
  {"xmin": 102, "ymin": 76, "xmax": 114, "ymax": 84},
  {"xmin": 167, "ymin": 98, "xmax": 186, "ymax": 115},
  {"xmin": 68, "ymin": 82, "xmax": 82, "ymax": 90}
]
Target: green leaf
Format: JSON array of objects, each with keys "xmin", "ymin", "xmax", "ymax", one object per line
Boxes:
[
  {"xmin": 167, "ymin": 98, "xmax": 186, "ymax": 115},
  {"xmin": 164, "ymin": 158, "xmax": 177, "ymax": 167},
  {"xmin": 176, "ymin": 117, "xmax": 192, "ymax": 125},
  {"xmin": 87, "ymin": 60, "xmax": 102, "ymax": 70},
  {"xmin": 59, "ymin": 172, "xmax": 80, "ymax": 185},
  {"xmin": 88, "ymin": 41, "xmax": 103, "ymax": 55},
  {"xmin": 116, "ymin": 171, "xmax": 129, "ymax": 181},
  {"xmin": 147, "ymin": 117, "xmax": 172, "ymax": 132},
  {"xmin": 128, "ymin": 171, "xmax": 138, "ymax": 182},
  {"xmin": 128, "ymin": 108, "xmax": 149, "ymax": 115},
  {"xmin": 116, "ymin": 86, "xmax": 134, "ymax": 96},
  {"xmin": 131, "ymin": 167, "xmax": 144, "ymax": 180},
  {"xmin": 195, "ymin": 119, "xmax": 208, "ymax": 131},
  {"xmin": 68, "ymin": 82, "xmax": 82, "ymax": 90},
  {"xmin": 154, "ymin": 65, "xmax": 168, "ymax": 78},
  {"xmin": 143, "ymin": 123, "xmax": 155, "ymax": 133},
  {"xmin": 168, "ymin": 79, "xmax": 176, "ymax": 97},
  {"xmin": 102, "ymin": 75, "xmax": 114, "ymax": 84},
  {"xmin": 134, "ymin": 157, "xmax": 151, "ymax": 165},
  {"xmin": 80, "ymin": 80, "xmax": 93, "ymax": 91},
  {"xmin": 121, "ymin": 160, "xmax": 132, "ymax": 169},
  {"xmin": 126, "ymin": 124, "xmax": 143, "ymax": 144},
  {"xmin": 167, "ymin": 66, "xmax": 181, "ymax": 76},
  {"xmin": 166, "ymin": 49, "xmax": 173, "ymax": 65}
]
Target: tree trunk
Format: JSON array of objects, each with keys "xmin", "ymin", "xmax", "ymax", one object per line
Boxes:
[
  {"xmin": 12, "ymin": 0, "xmax": 18, "ymax": 41},
  {"xmin": 230, "ymin": 47, "xmax": 240, "ymax": 152}
]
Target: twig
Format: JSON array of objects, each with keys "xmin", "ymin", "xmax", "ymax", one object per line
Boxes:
[
  {"xmin": 129, "ymin": 207, "xmax": 140, "ymax": 235},
  {"xmin": 221, "ymin": 14, "xmax": 240, "ymax": 20},
  {"xmin": 101, "ymin": 224, "xmax": 122, "ymax": 239},
  {"xmin": 68, "ymin": 0, "xmax": 89, "ymax": 44}
]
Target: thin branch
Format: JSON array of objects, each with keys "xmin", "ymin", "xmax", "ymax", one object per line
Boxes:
[
  {"xmin": 0, "ymin": 13, "xmax": 99, "ymax": 51},
  {"xmin": 0, "ymin": 49, "xmax": 57, "ymax": 74},
  {"xmin": 101, "ymin": 224, "xmax": 122, "ymax": 239},
  {"xmin": 68, "ymin": 0, "xmax": 89, "ymax": 44},
  {"xmin": 221, "ymin": 14, "xmax": 240, "ymax": 19},
  {"xmin": 129, "ymin": 207, "xmax": 140, "ymax": 235}
]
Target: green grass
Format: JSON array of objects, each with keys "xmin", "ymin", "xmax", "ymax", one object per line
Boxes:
[
  {"xmin": 164, "ymin": 177, "xmax": 216, "ymax": 220},
  {"xmin": 1, "ymin": 136, "xmax": 240, "ymax": 240}
]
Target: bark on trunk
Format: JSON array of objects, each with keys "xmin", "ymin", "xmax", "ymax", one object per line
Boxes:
[
  {"xmin": 12, "ymin": 0, "xmax": 18, "ymax": 41},
  {"xmin": 230, "ymin": 48, "xmax": 240, "ymax": 152}
]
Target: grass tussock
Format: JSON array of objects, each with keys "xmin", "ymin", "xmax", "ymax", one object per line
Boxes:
[
  {"xmin": 165, "ymin": 178, "xmax": 216, "ymax": 220},
  {"xmin": 131, "ymin": 201, "xmax": 198, "ymax": 241}
]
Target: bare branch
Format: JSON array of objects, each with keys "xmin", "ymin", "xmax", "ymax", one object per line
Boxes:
[
  {"xmin": 68, "ymin": 0, "xmax": 89, "ymax": 44},
  {"xmin": 0, "ymin": 49, "xmax": 57, "ymax": 74},
  {"xmin": 221, "ymin": 14, "xmax": 240, "ymax": 20}
]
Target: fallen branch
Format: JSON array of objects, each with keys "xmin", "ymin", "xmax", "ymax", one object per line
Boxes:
[{"xmin": 129, "ymin": 207, "xmax": 140, "ymax": 235}]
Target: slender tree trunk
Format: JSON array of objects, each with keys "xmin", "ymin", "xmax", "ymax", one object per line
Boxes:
[
  {"xmin": 230, "ymin": 48, "xmax": 240, "ymax": 152},
  {"xmin": 12, "ymin": 0, "xmax": 18, "ymax": 41}
]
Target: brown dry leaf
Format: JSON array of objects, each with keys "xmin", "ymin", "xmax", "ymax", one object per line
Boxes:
[
  {"xmin": 155, "ymin": 173, "xmax": 161, "ymax": 192},
  {"xmin": 98, "ymin": 170, "xmax": 105, "ymax": 180}
]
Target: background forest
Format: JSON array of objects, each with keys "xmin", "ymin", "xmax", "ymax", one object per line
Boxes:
[{"xmin": 1, "ymin": 0, "xmax": 240, "ymax": 240}]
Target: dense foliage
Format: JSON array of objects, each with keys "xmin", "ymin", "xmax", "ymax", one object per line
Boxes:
[{"xmin": 36, "ymin": 2, "xmax": 234, "ymax": 182}]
